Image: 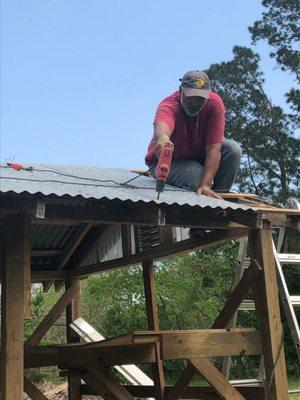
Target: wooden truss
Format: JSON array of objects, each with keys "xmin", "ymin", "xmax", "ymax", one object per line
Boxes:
[{"xmin": 1, "ymin": 193, "xmax": 298, "ymax": 399}]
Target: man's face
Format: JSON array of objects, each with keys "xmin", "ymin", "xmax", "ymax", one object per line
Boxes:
[{"xmin": 180, "ymin": 88, "xmax": 207, "ymax": 116}]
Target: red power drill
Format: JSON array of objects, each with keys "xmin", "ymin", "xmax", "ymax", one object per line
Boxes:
[{"xmin": 155, "ymin": 142, "xmax": 173, "ymax": 199}]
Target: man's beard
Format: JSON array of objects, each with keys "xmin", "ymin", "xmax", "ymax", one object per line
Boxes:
[{"xmin": 182, "ymin": 105, "xmax": 201, "ymax": 117}]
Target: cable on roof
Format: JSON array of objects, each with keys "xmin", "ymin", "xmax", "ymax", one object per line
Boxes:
[{"xmin": 1, "ymin": 164, "xmax": 240, "ymax": 194}]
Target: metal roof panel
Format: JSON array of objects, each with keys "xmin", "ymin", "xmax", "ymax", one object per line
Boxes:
[{"xmin": 0, "ymin": 163, "xmax": 257, "ymax": 211}]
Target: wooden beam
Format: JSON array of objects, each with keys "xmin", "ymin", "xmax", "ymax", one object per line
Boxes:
[
  {"xmin": 41, "ymin": 202, "xmax": 260, "ymax": 228},
  {"xmin": 81, "ymin": 384, "xmax": 265, "ymax": 399},
  {"xmin": 30, "ymin": 270, "xmax": 68, "ymax": 281},
  {"xmin": 24, "ymin": 377, "xmax": 49, "ymax": 400},
  {"xmin": 190, "ymin": 358, "xmax": 245, "ymax": 400},
  {"xmin": 161, "ymin": 329, "xmax": 261, "ymax": 359},
  {"xmin": 68, "ymin": 224, "xmax": 114, "ymax": 268},
  {"xmin": 1, "ymin": 215, "xmax": 30, "ymax": 399},
  {"xmin": 58, "ymin": 343, "xmax": 157, "ymax": 369},
  {"xmin": 121, "ymin": 225, "xmax": 132, "ymax": 256},
  {"xmin": 43, "ymin": 223, "xmax": 91, "ymax": 292},
  {"xmin": 81, "ymin": 372, "xmax": 116, "ymax": 400},
  {"xmin": 143, "ymin": 261, "xmax": 165, "ymax": 399},
  {"xmin": 24, "ymin": 282, "xmax": 79, "ymax": 350},
  {"xmin": 71, "ymin": 228, "xmax": 249, "ymax": 278},
  {"xmin": 65, "ymin": 278, "xmax": 81, "ymax": 400},
  {"xmin": 31, "ymin": 249, "xmax": 61, "ymax": 257},
  {"xmin": 24, "ymin": 346, "xmax": 58, "ymax": 368},
  {"xmin": 249, "ymin": 228, "xmax": 289, "ymax": 400}
]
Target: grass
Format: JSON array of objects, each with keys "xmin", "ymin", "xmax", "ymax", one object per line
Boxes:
[{"xmin": 289, "ymin": 377, "xmax": 300, "ymax": 400}]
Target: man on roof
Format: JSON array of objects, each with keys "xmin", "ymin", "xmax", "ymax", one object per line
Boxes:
[{"xmin": 145, "ymin": 70, "xmax": 242, "ymax": 200}]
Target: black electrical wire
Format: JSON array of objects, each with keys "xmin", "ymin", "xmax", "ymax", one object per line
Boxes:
[
  {"xmin": 0, "ymin": 164, "xmax": 240, "ymax": 195},
  {"xmin": 0, "ymin": 176, "xmax": 187, "ymax": 193}
]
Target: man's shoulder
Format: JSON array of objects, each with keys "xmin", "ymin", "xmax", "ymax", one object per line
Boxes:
[
  {"xmin": 206, "ymin": 91, "xmax": 225, "ymax": 111},
  {"xmin": 158, "ymin": 91, "xmax": 181, "ymax": 108}
]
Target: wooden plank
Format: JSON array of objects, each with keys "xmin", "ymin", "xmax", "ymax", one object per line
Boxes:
[
  {"xmin": 212, "ymin": 260, "xmax": 262, "ymax": 328},
  {"xmin": 24, "ymin": 377, "xmax": 49, "ymax": 400},
  {"xmin": 248, "ymin": 228, "xmax": 289, "ymax": 400},
  {"xmin": 24, "ymin": 346, "xmax": 58, "ymax": 368},
  {"xmin": 31, "ymin": 249, "xmax": 61, "ymax": 257},
  {"xmin": 30, "ymin": 270, "xmax": 68, "ymax": 281},
  {"xmin": 1, "ymin": 215, "xmax": 30, "ymax": 400},
  {"xmin": 58, "ymin": 343, "xmax": 157, "ymax": 368},
  {"xmin": 190, "ymin": 358, "xmax": 245, "ymax": 400},
  {"xmin": 42, "ymin": 202, "xmax": 260, "ymax": 228},
  {"xmin": 43, "ymin": 223, "xmax": 91, "ymax": 292},
  {"xmin": 84, "ymin": 364, "xmax": 135, "ymax": 400},
  {"xmin": 71, "ymin": 228, "xmax": 249, "ymax": 278},
  {"xmin": 121, "ymin": 225, "xmax": 132, "ymax": 256},
  {"xmin": 162, "ymin": 329, "xmax": 261, "ymax": 359},
  {"xmin": 82, "ymin": 384, "xmax": 265, "ymax": 399},
  {"xmin": 24, "ymin": 282, "xmax": 79, "ymax": 350},
  {"xmin": 143, "ymin": 260, "xmax": 165, "ymax": 400},
  {"xmin": 65, "ymin": 278, "xmax": 81, "ymax": 400}
]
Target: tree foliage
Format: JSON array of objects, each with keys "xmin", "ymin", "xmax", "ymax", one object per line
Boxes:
[
  {"xmin": 249, "ymin": 0, "xmax": 300, "ymax": 78},
  {"xmin": 207, "ymin": 46, "xmax": 299, "ymax": 202},
  {"xmin": 249, "ymin": 0, "xmax": 300, "ymax": 123}
]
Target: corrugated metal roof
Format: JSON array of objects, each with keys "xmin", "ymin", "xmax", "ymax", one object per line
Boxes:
[{"xmin": 0, "ymin": 163, "xmax": 257, "ymax": 211}]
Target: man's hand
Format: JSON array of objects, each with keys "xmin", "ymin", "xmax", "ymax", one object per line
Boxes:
[
  {"xmin": 155, "ymin": 138, "xmax": 174, "ymax": 158},
  {"xmin": 196, "ymin": 185, "xmax": 222, "ymax": 199}
]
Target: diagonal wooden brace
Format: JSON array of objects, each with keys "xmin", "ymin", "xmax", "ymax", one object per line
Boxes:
[
  {"xmin": 24, "ymin": 281, "xmax": 79, "ymax": 350},
  {"xmin": 190, "ymin": 358, "xmax": 245, "ymax": 400},
  {"xmin": 24, "ymin": 377, "xmax": 49, "ymax": 400},
  {"xmin": 83, "ymin": 363, "xmax": 135, "ymax": 400}
]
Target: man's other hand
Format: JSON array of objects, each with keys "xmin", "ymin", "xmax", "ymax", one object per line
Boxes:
[{"xmin": 196, "ymin": 185, "xmax": 222, "ymax": 199}]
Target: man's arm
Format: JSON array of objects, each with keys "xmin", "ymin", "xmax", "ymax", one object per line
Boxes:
[
  {"xmin": 197, "ymin": 143, "xmax": 222, "ymax": 199},
  {"xmin": 154, "ymin": 121, "xmax": 174, "ymax": 157}
]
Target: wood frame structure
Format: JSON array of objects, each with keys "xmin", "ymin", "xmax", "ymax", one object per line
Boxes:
[{"xmin": 1, "ymin": 190, "xmax": 299, "ymax": 400}]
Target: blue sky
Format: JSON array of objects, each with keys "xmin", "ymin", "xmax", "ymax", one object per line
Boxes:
[{"xmin": 1, "ymin": 0, "xmax": 296, "ymax": 169}]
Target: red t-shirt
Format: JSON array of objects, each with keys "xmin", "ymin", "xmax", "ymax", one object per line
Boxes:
[{"xmin": 145, "ymin": 90, "xmax": 225, "ymax": 164}]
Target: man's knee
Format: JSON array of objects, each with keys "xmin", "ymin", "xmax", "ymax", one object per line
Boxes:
[
  {"xmin": 185, "ymin": 162, "xmax": 203, "ymax": 189},
  {"xmin": 168, "ymin": 160, "xmax": 203, "ymax": 191},
  {"xmin": 222, "ymin": 139, "xmax": 242, "ymax": 161}
]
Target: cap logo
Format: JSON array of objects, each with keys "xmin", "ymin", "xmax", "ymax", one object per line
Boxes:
[{"xmin": 195, "ymin": 78, "xmax": 205, "ymax": 87}]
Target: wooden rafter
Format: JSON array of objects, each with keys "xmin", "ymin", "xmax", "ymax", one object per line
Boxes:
[
  {"xmin": 43, "ymin": 223, "xmax": 91, "ymax": 292},
  {"xmin": 70, "ymin": 228, "xmax": 249, "ymax": 278}
]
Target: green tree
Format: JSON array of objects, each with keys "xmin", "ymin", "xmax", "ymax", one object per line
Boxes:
[
  {"xmin": 207, "ymin": 46, "xmax": 300, "ymax": 203},
  {"xmin": 249, "ymin": 0, "xmax": 300, "ymax": 125}
]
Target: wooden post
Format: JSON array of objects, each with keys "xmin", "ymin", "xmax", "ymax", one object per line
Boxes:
[
  {"xmin": 121, "ymin": 225, "xmax": 132, "ymax": 257},
  {"xmin": 142, "ymin": 260, "xmax": 165, "ymax": 400},
  {"xmin": 248, "ymin": 227, "xmax": 289, "ymax": 400},
  {"xmin": 66, "ymin": 278, "xmax": 81, "ymax": 400},
  {"xmin": 1, "ymin": 215, "xmax": 30, "ymax": 400}
]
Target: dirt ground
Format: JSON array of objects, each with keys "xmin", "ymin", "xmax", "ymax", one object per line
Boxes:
[{"xmin": 23, "ymin": 383, "xmax": 101, "ymax": 399}]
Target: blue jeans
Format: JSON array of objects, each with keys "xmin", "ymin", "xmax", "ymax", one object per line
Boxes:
[{"xmin": 149, "ymin": 139, "xmax": 242, "ymax": 192}]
